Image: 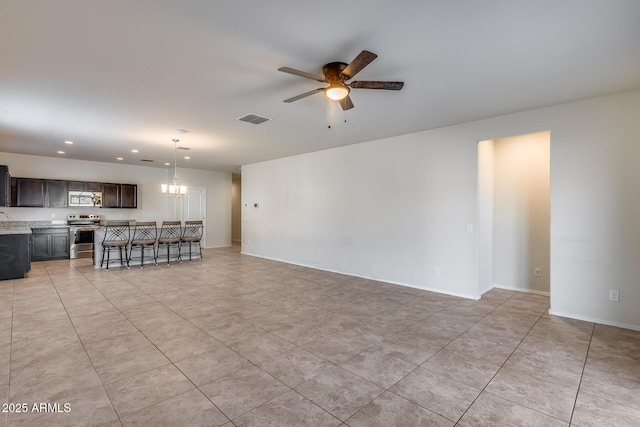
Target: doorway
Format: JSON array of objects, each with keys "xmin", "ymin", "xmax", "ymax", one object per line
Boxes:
[
  {"xmin": 477, "ymin": 131, "xmax": 550, "ymax": 298},
  {"xmin": 231, "ymin": 174, "xmax": 241, "ymax": 245},
  {"xmin": 181, "ymin": 187, "xmax": 206, "ymax": 247}
]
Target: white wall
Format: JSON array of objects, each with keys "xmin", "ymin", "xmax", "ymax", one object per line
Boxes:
[
  {"xmin": 492, "ymin": 132, "xmax": 550, "ymax": 294},
  {"xmin": 477, "ymin": 139, "xmax": 495, "ymax": 295},
  {"xmin": 242, "ymin": 88, "xmax": 640, "ymax": 330},
  {"xmin": 231, "ymin": 175, "xmax": 241, "ymax": 242},
  {"xmin": 172, "ymin": 167, "xmax": 232, "ymax": 247},
  {"xmin": 0, "ymin": 152, "xmax": 232, "ymax": 247}
]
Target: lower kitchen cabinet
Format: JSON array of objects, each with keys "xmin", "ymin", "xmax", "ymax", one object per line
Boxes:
[
  {"xmin": 31, "ymin": 228, "xmax": 70, "ymax": 261},
  {"xmin": 0, "ymin": 233, "xmax": 31, "ymax": 280}
]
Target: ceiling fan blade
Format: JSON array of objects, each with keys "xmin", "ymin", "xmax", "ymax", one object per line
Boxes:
[
  {"xmin": 341, "ymin": 50, "xmax": 378, "ymax": 80},
  {"xmin": 283, "ymin": 88, "xmax": 324, "ymax": 103},
  {"xmin": 278, "ymin": 67, "xmax": 325, "ymax": 82},
  {"xmin": 350, "ymin": 81, "xmax": 404, "ymax": 90},
  {"xmin": 339, "ymin": 95, "xmax": 354, "ymax": 111}
]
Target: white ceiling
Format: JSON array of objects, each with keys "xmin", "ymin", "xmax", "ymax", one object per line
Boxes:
[{"xmin": 1, "ymin": 1, "xmax": 639, "ymax": 173}]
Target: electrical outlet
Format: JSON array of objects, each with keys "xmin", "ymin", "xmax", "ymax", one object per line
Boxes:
[
  {"xmin": 534, "ymin": 267, "xmax": 542, "ymax": 277},
  {"xmin": 609, "ymin": 290, "xmax": 620, "ymax": 302},
  {"xmin": 434, "ymin": 266, "xmax": 440, "ymax": 275},
  {"xmin": 466, "ymin": 223, "xmax": 473, "ymax": 232},
  {"xmin": 244, "ymin": 239, "xmax": 249, "ymax": 244}
]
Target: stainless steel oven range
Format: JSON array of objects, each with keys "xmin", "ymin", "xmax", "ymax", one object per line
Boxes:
[{"xmin": 67, "ymin": 214, "xmax": 102, "ymax": 259}]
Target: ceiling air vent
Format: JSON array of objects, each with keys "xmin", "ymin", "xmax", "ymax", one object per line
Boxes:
[
  {"xmin": 176, "ymin": 146, "xmax": 190, "ymax": 151},
  {"xmin": 238, "ymin": 113, "xmax": 271, "ymax": 125},
  {"xmin": 140, "ymin": 159, "xmax": 154, "ymax": 163}
]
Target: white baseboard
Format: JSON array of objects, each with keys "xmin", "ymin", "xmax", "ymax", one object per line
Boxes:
[
  {"xmin": 548, "ymin": 309, "xmax": 640, "ymax": 332},
  {"xmin": 492, "ymin": 284, "xmax": 550, "ymax": 297},
  {"xmin": 239, "ymin": 251, "xmax": 477, "ymax": 300}
]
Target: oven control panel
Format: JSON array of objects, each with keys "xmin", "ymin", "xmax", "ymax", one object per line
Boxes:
[{"xmin": 67, "ymin": 214, "xmax": 102, "ymax": 222}]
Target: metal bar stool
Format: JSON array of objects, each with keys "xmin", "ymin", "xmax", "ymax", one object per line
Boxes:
[
  {"xmin": 100, "ymin": 221, "xmax": 130, "ymax": 269},
  {"xmin": 180, "ymin": 220, "xmax": 203, "ymax": 262},
  {"xmin": 156, "ymin": 221, "xmax": 182, "ymax": 265},
  {"xmin": 128, "ymin": 221, "xmax": 157, "ymax": 268}
]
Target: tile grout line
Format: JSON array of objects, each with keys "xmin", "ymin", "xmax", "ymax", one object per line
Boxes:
[
  {"xmin": 47, "ymin": 260, "xmax": 124, "ymax": 426},
  {"xmin": 80, "ymin": 255, "xmax": 310, "ymax": 424},
  {"xmin": 568, "ymin": 322, "xmax": 596, "ymax": 426},
  {"xmin": 452, "ymin": 293, "xmax": 553, "ymax": 425},
  {"xmin": 5, "ymin": 279, "xmax": 16, "ymax": 427}
]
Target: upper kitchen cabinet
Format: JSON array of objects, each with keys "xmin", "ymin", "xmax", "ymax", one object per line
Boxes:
[
  {"xmin": 68, "ymin": 181, "xmax": 103, "ymax": 192},
  {"xmin": 0, "ymin": 165, "xmax": 9, "ymax": 206},
  {"xmin": 46, "ymin": 180, "xmax": 68, "ymax": 208},
  {"xmin": 14, "ymin": 178, "xmax": 46, "ymax": 207},
  {"xmin": 102, "ymin": 183, "xmax": 137, "ymax": 208},
  {"xmin": 13, "ymin": 178, "xmax": 69, "ymax": 208},
  {"xmin": 102, "ymin": 183, "xmax": 120, "ymax": 208},
  {"xmin": 120, "ymin": 184, "xmax": 137, "ymax": 208}
]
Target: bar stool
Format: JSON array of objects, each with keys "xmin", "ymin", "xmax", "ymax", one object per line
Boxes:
[
  {"xmin": 128, "ymin": 221, "xmax": 157, "ymax": 268},
  {"xmin": 100, "ymin": 221, "xmax": 130, "ymax": 270},
  {"xmin": 156, "ymin": 221, "xmax": 182, "ymax": 265},
  {"xmin": 180, "ymin": 220, "xmax": 203, "ymax": 262}
]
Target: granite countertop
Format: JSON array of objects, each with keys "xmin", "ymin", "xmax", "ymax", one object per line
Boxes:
[
  {"xmin": 0, "ymin": 220, "xmax": 69, "ymax": 234},
  {"xmin": 0, "ymin": 227, "xmax": 32, "ymax": 235}
]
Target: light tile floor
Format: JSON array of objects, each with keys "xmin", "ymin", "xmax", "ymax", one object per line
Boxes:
[{"xmin": 1, "ymin": 246, "xmax": 640, "ymax": 426}]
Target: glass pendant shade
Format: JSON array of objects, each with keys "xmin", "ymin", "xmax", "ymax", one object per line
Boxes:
[
  {"xmin": 161, "ymin": 139, "xmax": 188, "ymax": 197},
  {"xmin": 325, "ymin": 83, "xmax": 350, "ymax": 101}
]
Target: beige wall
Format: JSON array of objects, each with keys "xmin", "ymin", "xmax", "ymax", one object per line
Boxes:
[{"xmin": 492, "ymin": 132, "xmax": 550, "ymax": 294}]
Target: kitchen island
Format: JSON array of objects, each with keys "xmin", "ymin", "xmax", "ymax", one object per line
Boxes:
[
  {"xmin": 93, "ymin": 225, "xmax": 190, "ymax": 268},
  {"xmin": 0, "ymin": 227, "xmax": 31, "ymax": 280}
]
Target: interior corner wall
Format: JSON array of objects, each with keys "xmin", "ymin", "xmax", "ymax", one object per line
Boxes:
[
  {"xmin": 231, "ymin": 175, "xmax": 242, "ymax": 242},
  {"xmin": 242, "ymin": 88, "xmax": 640, "ymax": 329},
  {"xmin": 492, "ymin": 132, "xmax": 550, "ymax": 294},
  {"xmin": 477, "ymin": 139, "xmax": 495, "ymax": 296}
]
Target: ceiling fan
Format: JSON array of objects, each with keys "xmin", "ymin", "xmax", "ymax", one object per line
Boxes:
[{"xmin": 278, "ymin": 50, "xmax": 404, "ymax": 111}]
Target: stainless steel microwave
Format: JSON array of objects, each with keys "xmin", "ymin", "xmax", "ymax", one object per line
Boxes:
[{"xmin": 68, "ymin": 191, "xmax": 102, "ymax": 207}]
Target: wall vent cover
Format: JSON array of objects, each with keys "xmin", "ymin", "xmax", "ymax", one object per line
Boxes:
[{"xmin": 238, "ymin": 114, "xmax": 271, "ymax": 125}]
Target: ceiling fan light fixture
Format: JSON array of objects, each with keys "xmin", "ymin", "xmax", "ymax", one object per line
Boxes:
[{"xmin": 325, "ymin": 83, "xmax": 350, "ymax": 101}]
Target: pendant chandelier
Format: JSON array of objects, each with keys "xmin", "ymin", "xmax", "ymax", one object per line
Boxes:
[{"xmin": 161, "ymin": 138, "xmax": 188, "ymax": 196}]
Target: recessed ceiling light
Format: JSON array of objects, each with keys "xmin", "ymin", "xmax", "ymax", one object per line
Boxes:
[
  {"xmin": 64, "ymin": 140, "xmax": 74, "ymax": 145},
  {"xmin": 131, "ymin": 149, "xmax": 138, "ymax": 153},
  {"xmin": 174, "ymin": 129, "xmax": 188, "ymax": 134},
  {"xmin": 164, "ymin": 162, "xmax": 171, "ymax": 166},
  {"xmin": 57, "ymin": 151, "xmax": 65, "ymax": 154},
  {"xmin": 117, "ymin": 157, "xmax": 123, "ymax": 161},
  {"xmin": 184, "ymin": 156, "xmax": 190, "ymax": 160}
]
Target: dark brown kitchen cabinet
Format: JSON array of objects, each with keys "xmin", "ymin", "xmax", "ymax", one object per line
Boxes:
[
  {"xmin": 102, "ymin": 183, "xmax": 137, "ymax": 208},
  {"xmin": 9, "ymin": 175, "xmax": 136, "ymax": 209},
  {"xmin": 68, "ymin": 181, "xmax": 103, "ymax": 192},
  {"xmin": 102, "ymin": 183, "xmax": 120, "ymax": 208},
  {"xmin": 120, "ymin": 184, "xmax": 137, "ymax": 208},
  {"xmin": 46, "ymin": 180, "xmax": 68, "ymax": 207},
  {"xmin": 15, "ymin": 178, "xmax": 46, "ymax": 207},
  {"xmin": 0, "ymin": 165, "xmax": 9, "ymax": 207},
  {"xmin": 31, "ymin": 228, "xmax": 70, "ymax": 261},
  {"xmin": 0, "ymin": 233, "xmax": 31, "ymax": 280}
]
